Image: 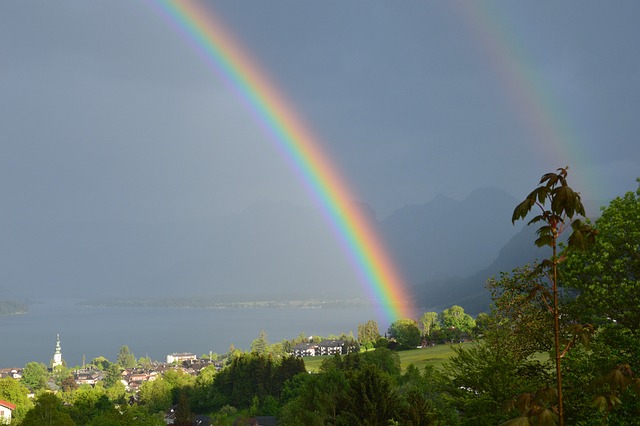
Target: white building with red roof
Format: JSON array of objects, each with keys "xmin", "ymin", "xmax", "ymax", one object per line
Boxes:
[{"xmin": 0, "ymin": 400, "xmax": 16, "ymax": 424}]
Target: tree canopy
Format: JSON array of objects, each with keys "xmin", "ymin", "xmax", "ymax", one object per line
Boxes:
[
  {"xmin": 387, "ymin": 319, "xmax": 421, "ymax": 350},
  {"xmin": 563, "ymin": 180, "xmax": 640, "ymax": 333},
  {"xmin": 116, "ymin": 345, "xmax": 136, "ymax": 369}
]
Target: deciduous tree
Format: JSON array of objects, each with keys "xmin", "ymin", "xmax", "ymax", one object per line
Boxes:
[
  {"xmin": 21, "ymin": 361, "xmax": 49, "ymax": 392},
  {"xmin": 387, "ymin": 319, "xmax": 421, "ymax": 350},
  {"xmin": 116, "ymin": 345, "xmax": 136, "ymax": 369},
  {"xmin": 512, "ymin": 167, "xmax": 596, "ymax": 425},
  {"xmin": 563, "ymin": 180, "xmax": 640, "ymax": 333},
  {"xmin": 419, "ymin": 311, "xmax": 440, "ymax": 337},
  {"xmin": 439, "ymin": 305, "xmax": 475, "ymax": 332},
  {"xmin": 21, "ymin": 393, "xmax": 75, "ymax": 426},
  {"xmin": 251, "ymin": 330, "xmax": 269, "ymax": 355},
  {"xmin": 139, "ymin": 377, "xmax": 172, "ymax": 413},
  {"xmin": 357, "ymin": 319, "xmax": 381, "ymax": 349},
  {"xmin": 0, "ymin": 376, "xmax": 33, "ymax": 423}
]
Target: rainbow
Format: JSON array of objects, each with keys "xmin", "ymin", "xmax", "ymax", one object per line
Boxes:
[
  {"xmin": 451, "ymin": 1, "xmax": 596, "ymax": 195},
  {"xmin": 148, "ymin": 0, "xmax": 414, "ymax": 322}
]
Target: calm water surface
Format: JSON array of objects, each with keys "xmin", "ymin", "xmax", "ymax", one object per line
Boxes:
[{"xmin": 0, "ymin": 299, "xmax": 382, "ymax": 368}]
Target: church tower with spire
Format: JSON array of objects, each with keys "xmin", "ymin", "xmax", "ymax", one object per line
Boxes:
[{"xmin": 52, "ymin": 334, "xmax": 62, "ymax": 367}]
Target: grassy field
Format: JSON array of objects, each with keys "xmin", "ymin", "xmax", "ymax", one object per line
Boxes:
[{"xmin": 301, "ymin": 343, "xmax": 470, "ymax": 373}]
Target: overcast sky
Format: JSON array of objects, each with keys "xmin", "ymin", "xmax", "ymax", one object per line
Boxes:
[
  {"xmin": 1, "ymin": 1, "xmax": 640, "ymax": 306},
  {"xmin": 2, "ymin": 1, "xmax": 638, "ymax": 225}
]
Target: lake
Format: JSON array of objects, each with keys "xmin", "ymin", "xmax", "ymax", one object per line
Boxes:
[{"xmin": 0, "ymin": 299, "xmax": 383, "ymax": 368}]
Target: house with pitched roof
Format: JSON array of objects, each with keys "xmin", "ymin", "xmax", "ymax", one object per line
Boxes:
[{"xmin": 0, "ymin": 400, "xmax": 16, "ymax": 425}]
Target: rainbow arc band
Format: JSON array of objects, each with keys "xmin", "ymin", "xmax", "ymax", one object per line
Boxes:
[{"xmin": 149, "ymin": 0, "xmax": 414, "ymax": 322}]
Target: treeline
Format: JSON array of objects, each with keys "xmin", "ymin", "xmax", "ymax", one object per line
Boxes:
[{"xmin": 0, "ymin": 300, "xmax": 27, "ymax": 315}]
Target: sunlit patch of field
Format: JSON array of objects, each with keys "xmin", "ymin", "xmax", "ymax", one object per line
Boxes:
[{"xmin": 300, "ymin": 343, "xmax": 473, "ymax": 373}]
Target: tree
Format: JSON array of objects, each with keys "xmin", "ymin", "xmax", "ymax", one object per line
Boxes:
[
  {"xmin": 273, "ymin": 355, "xmax": 306, "ymax": 396},
  {"xmin": 0, "ymin": 377, "xmax": 33, "ymax": 423},
  {"xmin": 105, "ymin": 380, "xmax": 127, "ymax": 405},
  {"xmin": 21, "ymin": 393, "xmax": 75, "ymax": 426},
  {"xmin": 251, "ymin": 330, "xmax": 269, "ymax": 355},
  {"xmin": 560, "ymin": 181, "xmax": 640, "ymax": 422},
  {"xmin": 439, "ymin": 305, "xmax": 475, "ymax": 333},
  {"xmin": 91, "ymin": 356, "xmax": 111, "ymax": 371},
  {"xmin": 419, "ymin": 312, "xmax": 440, "ymax": 337},
  {"xmin": 21, "ymin": 361, "xmax": 49, "ymax": 392},
  {"xmin": 163, "ymin": 368, "xmax": 195, "ymax": 392},
  {"xmin": 445, "ymin": 338, "xmax": 549, "ymax": 425},
  {"xmin": 512, "ymin": 167, "xmax": 596, "ymax": 425},
  {"xmin": 280, "ymin": 369, "xmax": 349, "ymax": 425},
  {"xmin": 116, "ymin": 345, "xmax": 136, "ymax": 369},
  {"xmin": 563, "ymin": 180, "xmax": 640, "ymax": 333},
  {"xmin": 103, "ymin": 363, "xmax": 122, "ymax": 388},
  {"xmin": 471, "ymin": 312, "xmax": 490, "ymax": 338},
  {"xmin": 52, "ymin": 364, "xmax": 73, "ymax": 388},
  {"xmin": 137, "ymin": 356, "xmax": 154, "ymax": 370},
  {"xmin": 61, "ymin": 376, "xmax": 78, "ymax": 393},
  {"xmin": 485, "ymin": 266, "xmax": 554, "ymax": 357},
  {"xmin": 387, "ymin": 319, "xmax": 421, "ymax": 350},
  {"xmin": 69, "ymin": 385, "xmax": 113, "ymax": 425},
  {"xmin": 174, "ymin": 391, "xmax": 192, "ymax": 426},
  {"xmin": 139, "ymin": 378, "xmax": 172, "ymax": 413},
  {"xmin": 357, "ymin": 320, "xmax": 381, "ymax": 349},
  {"xmin": 342, "ymin": 364, "xmax": 401, "ymax": 424},
  {"xmin": 396, "ymin": 364, "xmax": 458, "ymax": 424}
]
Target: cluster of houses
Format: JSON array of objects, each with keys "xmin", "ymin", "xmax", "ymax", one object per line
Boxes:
[
  {"xmin": 76, "ymin": 354, "xmax": 221, "ymax": 392},
  {"xmin": 0, "ymin": 335, "xmax": 360, "ymax": 424},
  {"xmin": 0, "ymin": 351, "xmax": 220, "ymax": 424}
]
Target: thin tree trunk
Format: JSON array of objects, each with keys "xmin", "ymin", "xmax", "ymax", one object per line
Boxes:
[{"xmin": 553, "ymin": 236, "xmax": 564, "ymax": 426}]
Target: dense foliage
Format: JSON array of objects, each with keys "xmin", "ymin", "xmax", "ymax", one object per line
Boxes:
[{"xmin": 563, "ymin": 180, "xmax": 640, "ymax": 333}]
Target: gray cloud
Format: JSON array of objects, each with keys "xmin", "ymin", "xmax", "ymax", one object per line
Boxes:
[{"xmin": 1, "ymin": 1, "xmax": 638, "ymax": 298}]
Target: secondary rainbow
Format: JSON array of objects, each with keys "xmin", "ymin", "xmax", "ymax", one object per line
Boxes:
[
  {"xmin": 451, "ymin": 1, "xmax": 596, "ymax": 195},
  {"xmin": 148, "ymin": 0, "xmax": 413, "ymax": 321}
]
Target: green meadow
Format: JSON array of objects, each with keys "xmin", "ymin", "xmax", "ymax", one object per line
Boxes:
[{"xmin": 301, "ymin": 342, "xmax": 470, "ymax": 373}]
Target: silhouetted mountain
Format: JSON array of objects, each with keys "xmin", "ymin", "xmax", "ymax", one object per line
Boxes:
[
  {"xmin": 379, "ymin": 187, "xmax": 523, "ymax": 285},
  {"xmin": 0, "ymin": 187, "xmax": 607, "ymax": 306},
  {"xmin": 411, "ymin": 197, "xmax": 607, "ymax": 315},
  {"xmin": 411, "ymin": 226, "xmax": 548, "ymax": 315}
]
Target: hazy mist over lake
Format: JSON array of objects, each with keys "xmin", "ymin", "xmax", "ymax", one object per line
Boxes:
[{"xmin": 0, "ymin": 299, "xmax": 380, "ymax": 368}]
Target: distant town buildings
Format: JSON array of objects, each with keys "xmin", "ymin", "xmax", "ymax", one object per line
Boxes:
[
  {"xmin": 166, "ymin": 352, "xmax": 197, "ymax": 364},
  {"xmin": 291, "ymin": 339, "xmax": 357, "ymax": 357}
]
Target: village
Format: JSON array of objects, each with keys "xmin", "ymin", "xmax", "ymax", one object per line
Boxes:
[{"xmin": 0, "ymin": 334, "xmax": 364, "ymax": 425}]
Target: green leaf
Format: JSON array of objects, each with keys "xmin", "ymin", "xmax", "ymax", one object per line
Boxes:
[
  {"xmin": 535, "ymin": 235, "xmax": 553, "ymax": 248},
  {"xmin": 567, "ymin": 219, "xmax": 596, "ymax": 250},
  {"xmin": 537, "ymin": 408, "xmax": 558, "ymax": 426},
  {"xmin": 527, "ymin": 215, "xmax": 545, "ymax": 225},
  {"xmin": 540, "ymin": 173, "xmax": 559, "ymax": 188},
  {"xmin": 513, "ymin": 198, "xmax": 537, "ymax": 223},
  {"xmin": 500, "ymin": 417, "xmax": 534, "ymax": 426},
  {"xmin": 592, "ymin": 395, "xmax": 608, "ymax": 411},
  {"xmin": 530, "ymin": 186, "xmax": 550, "ymax": 203}
]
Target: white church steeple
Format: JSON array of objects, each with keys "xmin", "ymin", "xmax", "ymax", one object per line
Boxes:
[{"xmin": 52, "ymin": 334, "xmax": 62, "ymax": 367}]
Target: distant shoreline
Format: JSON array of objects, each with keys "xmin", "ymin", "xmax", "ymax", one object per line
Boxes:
[
  {"xmin": 80, "ymin": 297, "xmax": 375, "ymax": 310},
  {"xmin": 0, "ymin": 300, "xmax": 29, "ymax": 316}
]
